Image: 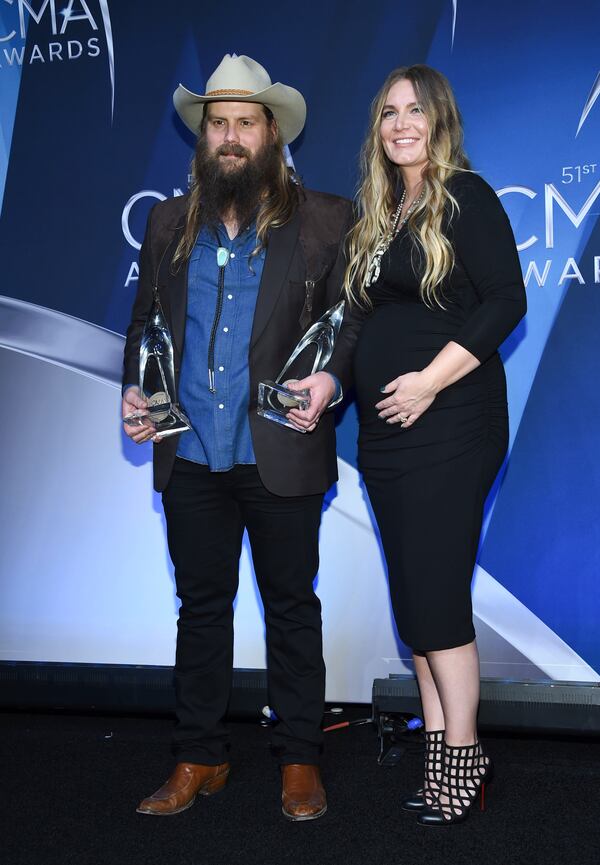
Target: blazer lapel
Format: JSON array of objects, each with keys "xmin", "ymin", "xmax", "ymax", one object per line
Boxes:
[{"xmin": 250, "ymin": 209, "xmax": 300, "ymax": 349}]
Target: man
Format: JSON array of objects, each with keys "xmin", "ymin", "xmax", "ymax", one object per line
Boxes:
[{"xmin": 122, "ymin": 54, "xmax": 357, "ymax": 821}]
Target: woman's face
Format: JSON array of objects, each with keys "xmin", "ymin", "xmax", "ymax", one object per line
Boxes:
[{"xmin": 379, "ymin": 78, "xmax": 429, "ymax": 174}]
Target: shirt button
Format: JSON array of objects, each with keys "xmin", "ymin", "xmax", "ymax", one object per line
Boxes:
[
  {"xmin": 218, "ymin": 403, "xmax": 224, "ymax": 409},
  {"xmin": 218, "ymin": 366, "xmax": 224, "ymax": 372},
  {"xmin": 227, "ymin": 294, "xmax": 233, "ymax": 300},
  {"xmin": 230, "ymin": 253, "xmax": 236, "ymax": 259},
  {"xmin": 223, "ymin": 326, "xmax": 229, "ymax": 332}
]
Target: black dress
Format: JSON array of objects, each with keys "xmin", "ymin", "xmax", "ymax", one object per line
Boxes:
[{"xmin": 353, "ymin": 172, "xmax": 526, "ymax": 652}]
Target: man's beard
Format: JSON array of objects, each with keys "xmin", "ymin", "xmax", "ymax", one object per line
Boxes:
[{"xmin": 193, "ymin": 137, "xmax": 282, "ymax": 233}]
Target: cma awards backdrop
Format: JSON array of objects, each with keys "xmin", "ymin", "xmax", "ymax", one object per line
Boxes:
[{"xmin": 1, "ymin": 0, "xmax": 599, "ymax": 701}]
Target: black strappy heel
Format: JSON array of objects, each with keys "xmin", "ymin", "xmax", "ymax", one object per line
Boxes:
[
  {"xmin": 401, "ymin": 728, "xmax": 444, "ymax": 812},
  {"xmin": 417, "ymin": 740, "xmax": 493, "ymax": 826}
]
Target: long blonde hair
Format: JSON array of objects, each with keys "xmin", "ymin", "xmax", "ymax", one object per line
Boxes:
[
  {"xmin": 172, "ymin": 106, "xmax": 300, "ymax": 268},
  {"xmin": 343, "ymin": 65, "xmax": 470, "ymax": 308}
]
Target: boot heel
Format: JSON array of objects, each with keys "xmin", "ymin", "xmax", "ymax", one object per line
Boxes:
[
  {"xmin": 480, "ymin": 762, "xmax": 494, "ymax": 811},
  {"xmin": 200, "ymin": 769, "xmax": 229, "ymax": 796}
]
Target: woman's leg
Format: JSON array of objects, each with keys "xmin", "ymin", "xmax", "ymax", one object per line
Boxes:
[
  {"xmin": 417, "ymin": 639, "xmax": 490, "ymax": 824},
  {"xmin": 406, "ymin": 652, "xmax": 446, "ymax": 808},
  {"xmin": 413, "ymin": 651, "xmax": 445, "ymax": 731},
  {"xmin": 425, "ymin": 640, "xmax": 480, "ymax": 745}
]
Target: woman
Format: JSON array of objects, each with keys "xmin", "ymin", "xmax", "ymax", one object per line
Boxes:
[{"xmin": 345, "ymin": 65, "xmax": 526, "ymax": 826}]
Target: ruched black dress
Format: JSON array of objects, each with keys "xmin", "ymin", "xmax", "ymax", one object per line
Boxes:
[{"xmin": 354, "ymin": 172, "xmax": 526, "ymax": 652}]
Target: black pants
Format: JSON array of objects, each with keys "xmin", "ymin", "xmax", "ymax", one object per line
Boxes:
[{"xmin": 162, "ymin": 458, "xmax": 325, "ymax": 765}]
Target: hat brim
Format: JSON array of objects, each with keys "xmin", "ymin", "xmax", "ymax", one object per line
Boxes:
[{"xmin": 173, "ymin": 82, "xmax": 306, "ymax": 145}]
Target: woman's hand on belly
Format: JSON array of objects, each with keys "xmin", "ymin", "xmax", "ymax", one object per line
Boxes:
[
  {"xmin": 376, "ymin": 371, "xmax": 437, "ymax": 428},
  {"xmin": 376, "ymin": 342, "xmax": 482, "ymax": 428}
]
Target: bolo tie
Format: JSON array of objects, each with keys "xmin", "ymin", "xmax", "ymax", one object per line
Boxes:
[{"xmin": 207, "ymin": 244, "xmax": 230, "ymax": 393}]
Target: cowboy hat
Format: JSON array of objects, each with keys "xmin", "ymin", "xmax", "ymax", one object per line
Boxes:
[{"xmin": 173, "ymin": 54, "xmax": 306, "ymax": 145}]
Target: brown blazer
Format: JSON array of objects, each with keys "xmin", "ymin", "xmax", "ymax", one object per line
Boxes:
[{"xmin": 123, "ymin": 188, "xmax": 361, "ymax": 495}]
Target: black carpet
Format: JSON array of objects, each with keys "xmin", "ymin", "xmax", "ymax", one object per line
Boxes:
[{"xmin": 2, "ymin": 708, "xmax": 599, "ymax": 865}]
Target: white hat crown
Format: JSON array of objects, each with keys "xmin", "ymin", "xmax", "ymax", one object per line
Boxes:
[
  {"xmin": 205, "ymin": 54, "xmax": 272, "ymax": 97},
  {"xmin": 173, "ymin": 53, "xmax": 306, "ymax": 145}
]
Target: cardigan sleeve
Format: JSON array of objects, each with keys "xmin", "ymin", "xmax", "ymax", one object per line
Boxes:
[{"xmin": 450, "ymin": 172, "xmax": 527, "ymax": 362}]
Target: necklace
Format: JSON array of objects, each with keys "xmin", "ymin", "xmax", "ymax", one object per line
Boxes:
[{"xmin": 365, "ymin": 188, "xmax": 424, "ymax": 288}]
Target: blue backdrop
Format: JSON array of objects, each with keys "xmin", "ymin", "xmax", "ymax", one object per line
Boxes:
[{"xmin": 1, "ymin": 0, "xmax": 598, "ymax": 696}]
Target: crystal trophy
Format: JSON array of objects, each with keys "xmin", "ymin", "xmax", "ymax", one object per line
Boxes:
[
  {"xmin": 257, "ymin": 300, "xmax": 345, "ymax": 432},
  {"xmin": 123, "ymin": 289, "xmax": 191, "ymax": 438}
]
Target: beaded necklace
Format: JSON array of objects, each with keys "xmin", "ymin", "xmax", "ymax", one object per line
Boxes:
[{"xmin": 365, "ymin": 189, "xmax": 424, "ymax": 288}]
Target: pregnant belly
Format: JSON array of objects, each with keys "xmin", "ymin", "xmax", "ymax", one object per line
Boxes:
[
  {"xmin": 354, "ymin": 303, "xmax": 508, "ymax": 461},
  {"xmin": 354, "ymin": 302, "xmax": 459, "ymax": 403}
]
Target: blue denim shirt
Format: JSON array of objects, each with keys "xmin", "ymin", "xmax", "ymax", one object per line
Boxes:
[{"xmin": 176, "ymin": 223, "xmax": 265, "ymax": 470}]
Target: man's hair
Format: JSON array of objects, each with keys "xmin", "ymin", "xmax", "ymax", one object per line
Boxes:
[{"xmin": 172, "ymin": 105, "xmax": 301, "ymax": 267}]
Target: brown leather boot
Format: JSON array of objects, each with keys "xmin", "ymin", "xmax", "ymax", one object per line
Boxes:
[
  {"xmin": 281, "ymin": 764, "xmax": 327, "ymax": 821},
  {"xmin": 136, "ymin": 762, "xmax": 230, "ymax": 815}
]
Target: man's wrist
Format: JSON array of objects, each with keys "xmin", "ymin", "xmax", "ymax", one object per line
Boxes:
[{"xmin": 322, "ymin": 372, "xmax": 343, "ymax": 408}]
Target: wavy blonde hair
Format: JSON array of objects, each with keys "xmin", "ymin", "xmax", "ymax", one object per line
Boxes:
[
  {"xmin": 343, "ymin": 65, "xmax": 470, "ymax": 308},
  {"xmin": 172, "ymin": 106, "xmax": 300, "ymax": 268}
]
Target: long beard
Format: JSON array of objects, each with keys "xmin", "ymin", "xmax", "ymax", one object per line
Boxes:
[{"xmin": 193, "ymin": 137, "xmax": 282, "ymax": 233}]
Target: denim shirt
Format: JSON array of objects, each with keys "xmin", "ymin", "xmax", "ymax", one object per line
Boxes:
[{"xmin": 176, "ymin": 222, "xmax": 265, "ymax": 471}]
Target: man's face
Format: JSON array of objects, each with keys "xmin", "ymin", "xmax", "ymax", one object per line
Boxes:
[{"xmin": 204, "ymin": 101, "xmax": 275, "ymax": 172}]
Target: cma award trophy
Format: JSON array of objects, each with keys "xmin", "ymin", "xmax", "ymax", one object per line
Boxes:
[
  {"xmin": 257, "ymin": 300, "xmax": 345, "ymax": 432},
  {"xmin": 123, "ymin": 289, "xmax": 191, "ymax": 438}
]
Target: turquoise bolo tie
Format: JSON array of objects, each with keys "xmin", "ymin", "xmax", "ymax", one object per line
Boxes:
[{"xmin": 208, "ymin": 247, "xmax": 231, "ymax": 393}]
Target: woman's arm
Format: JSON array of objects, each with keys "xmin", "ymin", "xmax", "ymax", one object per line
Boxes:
[
  {"xmin": 377, "ymin": 174, "xmax": 526, "ymax": 426},
  {"xmin": 450, "ymin": 172, "xmax": 527, "ymax": 362}
]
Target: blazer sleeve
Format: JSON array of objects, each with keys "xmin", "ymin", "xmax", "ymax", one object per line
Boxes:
[
  {"xmin": 322, "ymin": 203, "xmax": 367, "ymax": 391},
  {"xmin": 450, "ymin": 173, "xmax": 527, "ymax": 362},
  {"xmin": 122, "ymin": 204, "xmax": 158, "ymax": 388}
]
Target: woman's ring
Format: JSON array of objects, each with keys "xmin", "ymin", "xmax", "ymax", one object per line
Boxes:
[{"xmin": 398, "ymin": 414, "xmax": 408, "ymax": 423}]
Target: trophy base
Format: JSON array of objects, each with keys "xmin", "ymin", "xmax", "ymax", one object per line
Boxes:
[
  {"xmin": 123, "ymin": 402, "xmax": 192, "ymax": 439},
  {"xmin": 257, "ymin": 380, "xmax": 310, "ymax": 433}
]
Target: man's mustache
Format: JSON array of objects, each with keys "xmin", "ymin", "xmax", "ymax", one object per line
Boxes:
[{"xmin": 216, "ymin": 143, "xmax": 251, "ymax": 158}]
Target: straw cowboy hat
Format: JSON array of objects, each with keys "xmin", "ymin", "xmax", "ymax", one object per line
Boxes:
[{"xmin": 173, "ymin": 54, "xmax": 307, "ymax": 145}]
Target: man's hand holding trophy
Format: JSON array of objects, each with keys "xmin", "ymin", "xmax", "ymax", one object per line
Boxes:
[{"xmin": 257, "ymin": 300, "xmax": 345, "ymax": 433}]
